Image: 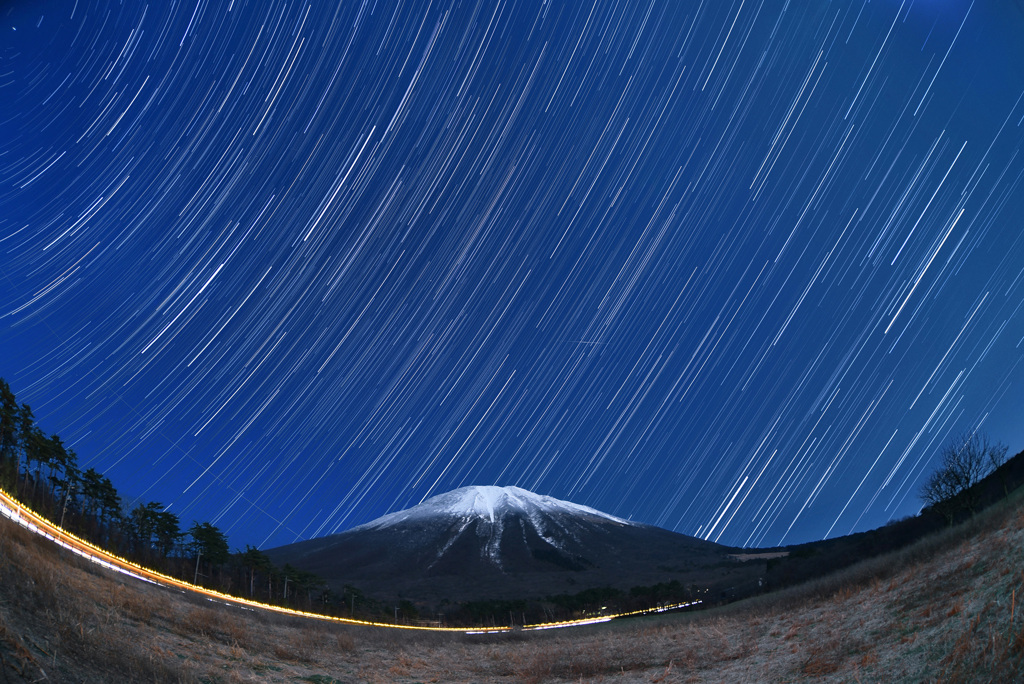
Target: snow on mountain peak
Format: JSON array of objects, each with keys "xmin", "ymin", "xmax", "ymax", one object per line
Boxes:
[
  {"xmin": 358, "ymin": 485, "xmax": 634, "ymax": 531},
  {"xmin": 445, "ymin": 485, "xmax": 512, "ymax": 523}
]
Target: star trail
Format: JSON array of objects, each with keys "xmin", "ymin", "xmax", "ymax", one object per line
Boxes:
[{"xmin": 3, "ymin": 0, "xmax": 1024, "ymax": 551}]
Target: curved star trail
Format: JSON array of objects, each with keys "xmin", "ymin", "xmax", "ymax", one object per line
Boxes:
[{"xmin": 3, "ymin": 0, "xmax": 1024, "ymax": 550}]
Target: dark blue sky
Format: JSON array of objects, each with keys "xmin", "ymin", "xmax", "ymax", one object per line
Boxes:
[{"xmin": 3, "ymin": 0, "xmax": 1023, "ymax": 551}]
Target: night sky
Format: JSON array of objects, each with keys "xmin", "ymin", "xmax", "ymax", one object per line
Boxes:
[{"xmin": 4, "ymin": 0, "xmax": 1024, "ymax": 552}]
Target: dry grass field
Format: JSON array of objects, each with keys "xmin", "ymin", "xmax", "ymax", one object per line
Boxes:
[{"xmin": 2, "ymin": 491, "xmax": 1023, "ymax": 683}]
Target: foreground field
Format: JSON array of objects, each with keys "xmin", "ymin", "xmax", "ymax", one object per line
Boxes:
[{"xmin": 2, "ymin": 493, "xmax": 1022, "ymax": 683}]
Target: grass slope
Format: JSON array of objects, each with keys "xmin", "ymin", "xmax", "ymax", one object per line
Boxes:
[{"xmin": 2, "ymin": 489, "xmax": 1023, "ymax": 683}]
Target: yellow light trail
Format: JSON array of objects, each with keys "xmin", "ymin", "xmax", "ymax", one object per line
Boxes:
[{"xmin": 0, "ymin": 488, "xmax": 700, "ymax": 633}]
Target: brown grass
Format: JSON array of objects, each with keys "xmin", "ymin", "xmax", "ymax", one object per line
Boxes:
[{"xmin": 2, "ymin": 489, "xmax": 1024, "ymax": 682}]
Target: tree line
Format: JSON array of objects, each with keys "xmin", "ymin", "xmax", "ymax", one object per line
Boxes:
[{"xmin": 0, "ymin": 378, "xmax": 332, "ymax": 614}]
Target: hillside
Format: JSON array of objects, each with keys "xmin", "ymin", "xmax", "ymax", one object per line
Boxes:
[
  {"xmin": 2, "ymin": 483, "xmax": 1022, "ymax": 682},
  {"xmin": 763, "ymin": 447, "xmax": 1024, "ymax": 593}
]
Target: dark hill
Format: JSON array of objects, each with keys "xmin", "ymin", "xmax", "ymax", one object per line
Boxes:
[{"xmin": 765, "ymin": 447, "xmax": 1024, "ymax": 591}]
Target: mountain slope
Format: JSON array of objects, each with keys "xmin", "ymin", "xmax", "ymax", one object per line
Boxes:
[{"xmin": 266, "ymin": 486, "xmax": 757, "ymax": 604}]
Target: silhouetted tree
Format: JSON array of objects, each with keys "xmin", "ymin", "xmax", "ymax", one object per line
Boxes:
[
  {"xmin": 276, "ymin": 564, "xmax": 326, "ymax": 606},
  {"xmin": 80, "ymin": 467, "xmax": 105, "ymax": 520},
  {"xmin": 8, "ymin": 401, "xmax": 34, "ymax": 496},
  {"xmin": 97, "ymin": 477, "xmax": 122, "ymax": 529},
  {"xmin": 46, "ymin": 437, "xmax": 79, "ymax": 522},
  {"xmin": 126, "ymin": 501, "xmax": 163, "ymax": 558},
  {"xmin": 21, "ymin": 424, "xmax": 47, "ymax": 502},
  {"xmin": 0, "ymin": 379, "xmax": 18, "ymax": 487},
  {"xmin": 188, "ymin": 521, "xmax": 230, "ymax": 584},
  {"xmin": 154, "ymin": 508, "xmax": 183, "ymax": 558},
  {"xmin": 921, "ymin": 431, "xmax": 1006, "ymax": 524},
  {"xmin": 297, "ymin": 570, "xmax": 328, "ymax": 606},
  {"xmin": 238, "ymin": 545, "xmax": 274, "ymax": 598}
]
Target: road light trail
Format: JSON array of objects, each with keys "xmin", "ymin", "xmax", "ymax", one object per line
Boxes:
[{"xmin": 0, "ymin": 488, "xmax": 699, "ymax": 633}]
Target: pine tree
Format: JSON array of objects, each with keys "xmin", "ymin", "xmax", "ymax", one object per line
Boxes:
[{"xmin": 0, "ymin": 379, "xmax": 18, "ymax": 488}]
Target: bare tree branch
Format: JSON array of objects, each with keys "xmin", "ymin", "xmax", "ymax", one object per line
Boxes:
[{"xmin": 920, "ymin": 431, "xmax": 1007, "ymax": 525}]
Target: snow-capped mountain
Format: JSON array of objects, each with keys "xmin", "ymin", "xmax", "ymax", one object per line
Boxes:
[
  {"xmin": 359, "ymin": 485, "xmax": 634, "ymax": 531},
  {"xmin": 266, "ymin": 485, "xmax": 750, "ymax": 604},
  {"xmin": 352, "ymin": 485, "xmax": 636, "ymax": 567}
]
